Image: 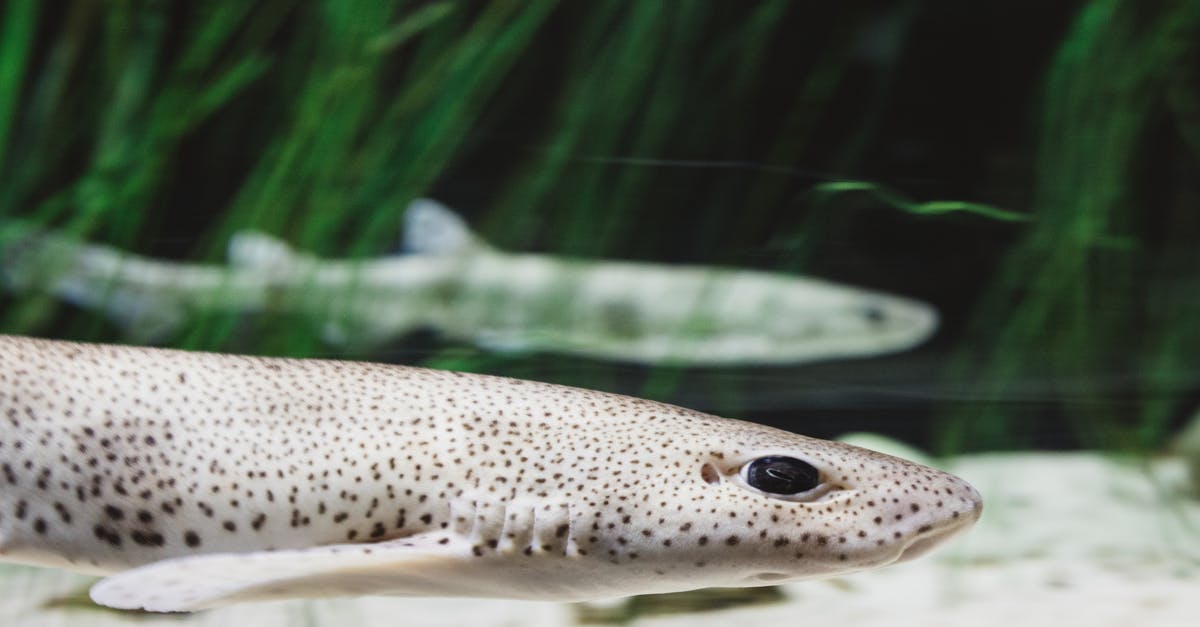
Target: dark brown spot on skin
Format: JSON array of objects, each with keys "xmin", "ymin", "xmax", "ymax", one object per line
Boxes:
[
  {"xmin": 184, "ymin": 531, "xmax": 201, "ymax": 547},
  {"xmin": 131, "ymin": 530, "xmax": 165, "ymax": 547},
  {"xmin": 33, "ymin": 518, "xmax": 47, "ymax": 534},
  {"xmin": 54, "ymin": 502, "xmax": 71, "ymax": 524},
  {"xmin": 93, "ymin": 525, "xmax": 121, "ymax": 546},
  {"xmin": 223, "ymin": 520, "xmax": 236, "ymax": 532}
]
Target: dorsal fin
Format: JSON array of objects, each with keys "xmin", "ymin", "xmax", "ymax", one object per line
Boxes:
[
  {"xmin": 402, "ymin": 199, "xmax": 484, "ymax": 255},
  {"xmin": 226, "ymin": 230, "xmax": 297, "ymax": 268}
]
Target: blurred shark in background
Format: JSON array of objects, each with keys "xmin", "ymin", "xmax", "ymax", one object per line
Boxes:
[{"xmin": 0, "ymin": 200, "xmax": 937, "ymax": 366}]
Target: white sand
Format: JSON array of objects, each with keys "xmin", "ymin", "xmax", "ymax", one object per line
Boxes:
[{"xmin": 2, "ymin": 451, "xmax": 1196, "ymax": 627}]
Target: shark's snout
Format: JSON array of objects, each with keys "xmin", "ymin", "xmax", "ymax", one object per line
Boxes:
[{"xmin": 894, "ymin": 478, "xmax": 982, "ymax": 564}]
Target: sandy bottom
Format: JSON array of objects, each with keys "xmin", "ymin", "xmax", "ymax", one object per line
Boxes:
[{"xmin": 2, "ymin": 449, "xmax": 1197, "ymax": 627}]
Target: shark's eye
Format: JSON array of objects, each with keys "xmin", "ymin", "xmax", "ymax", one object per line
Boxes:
[{"xmin": 745, "ymin": 456, "xmax": 820, "ymax": 495}]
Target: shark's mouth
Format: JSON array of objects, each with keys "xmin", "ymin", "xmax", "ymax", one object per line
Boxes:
[
  {"xmin": 893, "ymin": 485, "xmax": 983, "ymax": 565},
  {"xmin": 892, "ymin": 523, "xmax": 963, "ymax": 564}
]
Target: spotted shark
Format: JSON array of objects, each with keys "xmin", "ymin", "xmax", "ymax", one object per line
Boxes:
[
  {"xmin": 0, "ymin": 335, "xmax": 981, "ymax": 612},
  {"xmin": 0, "ymin": 200, "xmax": 937, "ymax": 365}
]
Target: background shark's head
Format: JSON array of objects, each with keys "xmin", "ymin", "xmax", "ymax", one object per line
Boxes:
[
  {"xmin": 764, "ymin": 285, "xmax": 940, "ymax": 363},
  {"xmin": 589, "ymin": 273, "xmax": 941, "ymax": 366}
]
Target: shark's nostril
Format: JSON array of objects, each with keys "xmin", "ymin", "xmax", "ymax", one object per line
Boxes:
[{"xmin": 957, "ymin": 483, "xmax": 984, "ymax": 521}]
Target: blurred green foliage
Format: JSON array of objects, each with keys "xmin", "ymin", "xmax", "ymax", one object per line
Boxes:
[
  {"xmin": 0, "ymin": 0, "xmax": 1197, "ymax": 453},
  {"xmin": 934, "ymin": 0, "xmax": 1200, "ymax": 453}
]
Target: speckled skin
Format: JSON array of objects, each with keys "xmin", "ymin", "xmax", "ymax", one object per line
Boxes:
[{"xmin": 0, "ymin": 335, "xmax": 981, "ymax": 611}]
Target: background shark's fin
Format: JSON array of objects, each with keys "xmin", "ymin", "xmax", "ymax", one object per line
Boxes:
[
  {"xmin": 227, "ymin": 230, "xmax": 298, "ymax": 269},
  {"xmin": 402, "ymin": 198, "xmax": 486, "ymax": 255}
]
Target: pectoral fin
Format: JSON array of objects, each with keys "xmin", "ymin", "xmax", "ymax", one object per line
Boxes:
[{"xmin": 89, "ymin": 533, "xmax": 474, "ymax": 613}]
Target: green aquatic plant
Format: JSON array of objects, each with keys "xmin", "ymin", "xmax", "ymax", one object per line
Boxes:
[
  {"xmin": 935, "ymin": 0, "xmax": 1200, "ymax": 453},
  {"xmin": 1, "ymin": 0, "xmax": 1195, "ymax": 457},
  {"xmin": 0, "ymin": 3, "xmax": 929, "ymax": 363}
]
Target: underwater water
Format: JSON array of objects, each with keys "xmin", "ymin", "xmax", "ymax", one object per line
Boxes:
[{"xmin": 0, "ymin": 0, "xmax": 1198, "ymax": 625}]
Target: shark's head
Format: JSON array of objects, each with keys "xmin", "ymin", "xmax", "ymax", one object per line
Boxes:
[{"xmin": 567, "ymin": 411, "xmax": 980, "ymax": 593}]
